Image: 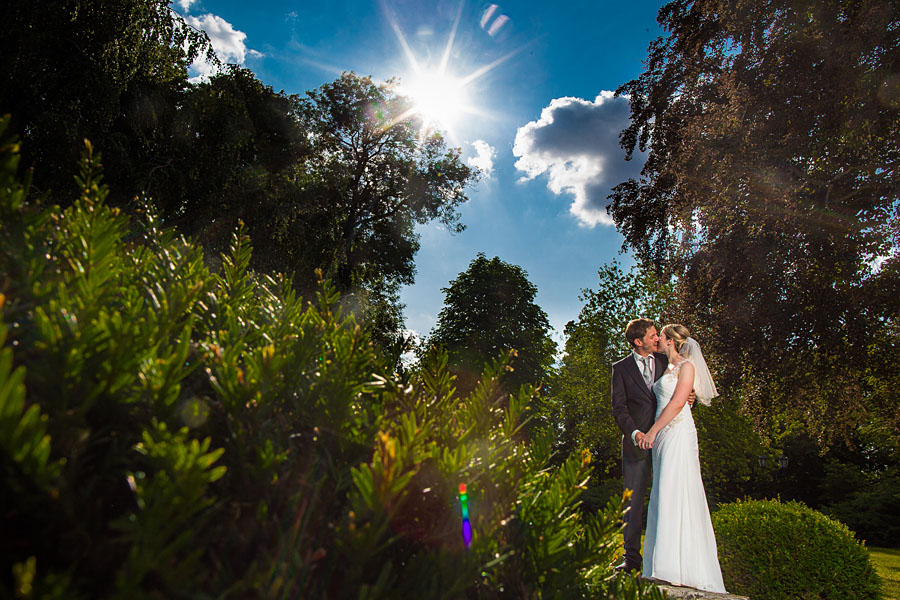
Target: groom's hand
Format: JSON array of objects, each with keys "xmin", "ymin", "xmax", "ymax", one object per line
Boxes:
[
  {"xmin": 688, "ymin": 389, "xmax": 697, "ymax": 407},
  {"xmin": 634, "ymin": 431, "xmax": 646, "ymax": 447}
]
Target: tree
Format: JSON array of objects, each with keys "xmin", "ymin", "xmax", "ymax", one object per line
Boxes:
[
  {"xmin": 151, "ymin": 66, "xmax": 311, "ymax": 260},
  {"xmin": 287, "ymin": 73, "xmax": 477, "ymax": 295},
  {"xmin": 2, "ymin": 4, "xmax": 480, "ymax": 361},
  {"xmin": 0, "ymin": 0, "xmax": 212, "ymax": 201},
  {"xmin": 0, "ymin": 1, "xmax": 313, "ymax": 266},
  {"xmin": 257, "ymin": 72, "xmax": 477, "ymax": 354},
  {"xmin": 611, "ymin": 0, "xmax": 900, "ymax": 447},
  {"xmin": 428, "ymin": 253, "xmax": 556, "ymax": 394}
]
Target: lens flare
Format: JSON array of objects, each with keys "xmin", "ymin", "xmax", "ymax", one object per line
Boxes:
[{"xmin": 459, "ymin": 483, "xmax": 472, "ymax": 548}]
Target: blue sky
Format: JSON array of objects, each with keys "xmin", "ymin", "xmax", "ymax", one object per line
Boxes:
[{"xmin": 177, "ymin": 0, "xmax": 667, "ymax": 348}]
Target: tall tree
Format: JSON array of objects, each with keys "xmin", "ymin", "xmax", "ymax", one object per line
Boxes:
[
  {"xmin": 2, "ymin": 2, "xmax": 480, "ymax": 355},
  {"xmin": 261, "ymin": 72, "xmax": 477, "ymax": 352},
  {"xmin": 289, "ymin": 73, "xmax": 476, "ymax": 295},
  {"xmin": 0, "ymin": 0, "xmax": 212, "ymax": 201},
  {"xmin": 428, "ymin": 253, "xmax": 556, "ymax": 394},
  {"xmin": 152, "ymin": 66, "xmax": 311, "ymax": 260},
  {"xmin": 611, "ymin": 0, "xmax": 900, "ymax": 446}
]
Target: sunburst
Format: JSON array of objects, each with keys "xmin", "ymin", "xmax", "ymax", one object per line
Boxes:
[
  {"xmin": 382, "ymin": 0, "xmax": 524, "ymax": 141},
  {"xmin": 399, "ymin": 70, "xmax": 468, "ymax": 133}
]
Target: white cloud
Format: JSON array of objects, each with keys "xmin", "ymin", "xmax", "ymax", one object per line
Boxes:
[
  {"xmin": 177, "ymin": 0, "xmax": 197, "ymax": 12},
  {"xmin": 512, "ymin": 91, "xmax": 645, "ymax": 227},
  {"xmin": 186, "ymin": 14, "xmax": 261, "ymax": 82},
  {"xmin": 467, "ymin": 140, "xmax": 495, "ymax": 176}
]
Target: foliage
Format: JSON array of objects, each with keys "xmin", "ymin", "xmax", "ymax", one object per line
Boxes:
[
  {"xmin": 146, "ymin": 66, "xmax": 311, "ymax": 254},
  {"xmin": 291, "ymin": 72, "xmax": 476, "ymax": 294},
  {"xmin": 611, "ymin": 0, "xmax": 900, "ymax": 447},
  {"xmin": 820, "ymin": 467, "xmax": 900, "ymax": 549},
  {"xmin": 712, "ymin": 499, "xmax": 882, "ymax": 600},
  {"xmin": 690, "ymin": 394, "xmax": 767, "ymax": 507},
  {"xmin": 427, "ymin": 253, "xmax": 557, "ymax": 396},
  {"xmin": 2, "ymin": 4, "xmax": 479, "ymax": 352},
  {"xmin": 816, "ymin": 429, "xmax": 900, "ymax": 548},
  {"xmin": 0, "ymin": 0, "xmax": 213, "ymax": 200},
  {"xmin": 0, "ymin": 125, "xmax": 662, "ymax": 598}
]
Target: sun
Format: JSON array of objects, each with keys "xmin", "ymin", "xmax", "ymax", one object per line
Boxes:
[
  {"xmin": 400, "ymin": 70, "xmax": 468, "ymax": 131},
  {"xmin": 382, "ymin": 0, "xmax": 525, "ymax": 140}
]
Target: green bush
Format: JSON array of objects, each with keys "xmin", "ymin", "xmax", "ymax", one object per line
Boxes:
[
  {"xmin": 712, "ymin": 499, "xmax": 882, "ymax": 600},
  {"xmin": 0, "ymin": 118, "xmax": 664, "ymax": 599}
]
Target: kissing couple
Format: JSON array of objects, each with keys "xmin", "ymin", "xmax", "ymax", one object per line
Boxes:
[{"xmin": 611, "ymin": 319, "xmax": 726, "ymax": 593}]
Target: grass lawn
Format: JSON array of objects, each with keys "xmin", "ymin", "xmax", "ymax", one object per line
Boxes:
[{"xmin": 870, "ymin": 547, "xmax": 900, "ymax": 600}]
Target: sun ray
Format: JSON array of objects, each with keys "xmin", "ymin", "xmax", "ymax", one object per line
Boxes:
[
  {"xmin": 439, "ymin": 0, "xmax": 465, "ymax": 75},
  {"xmin": 381, "ymin": 0, "xmax": 527, "ymax": 139},
  {"xmin": 459, "ymin": 41, "xmax": 533, "ymax": 87},
  {"xmin": 382, "ymin": 105, "xmax": 419, "ymax": 132},
  {"xmin": 380, "ymin": 0, "xmax": 421, "ymax": 75}
]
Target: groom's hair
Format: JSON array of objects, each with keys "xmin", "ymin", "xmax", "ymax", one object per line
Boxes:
[{"xmin": 625, "ymin": 318, "xmax": 656, "ymax": 349}]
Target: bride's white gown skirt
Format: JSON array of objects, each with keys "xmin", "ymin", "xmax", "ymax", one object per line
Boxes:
[{"xmin": 642, "ymin": 370, "xmax": 726, "ymax": 593}]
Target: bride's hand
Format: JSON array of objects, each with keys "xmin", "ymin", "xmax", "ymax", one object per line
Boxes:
[{"xmin": 640, "ymin": 430, "xmax": 657, "ymax": 450}]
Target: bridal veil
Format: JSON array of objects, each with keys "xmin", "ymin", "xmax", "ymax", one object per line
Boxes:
[{"xmin": 681, "ymin": 337, "xmax": 718, "ymax": 405}]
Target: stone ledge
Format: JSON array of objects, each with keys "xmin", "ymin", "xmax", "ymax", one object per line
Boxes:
[{"xmin": 652, "ymin": 582, "xmax": 748, "ymax": 600}]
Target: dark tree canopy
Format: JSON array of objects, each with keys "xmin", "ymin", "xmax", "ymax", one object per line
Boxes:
[
  {"xmin": 154, "ymin": 66, "xmax": 312, "ymax": 259},
  {"xmin": 611, "ymin": 0, "xmax": 900, "ymax": 446},
  {"xmin": 0, "ymin": 0, "xmax": 212, "ymax": 200},
  {"xmin": 270, "ymin": 73, "xmax": 477, "ymax": 351},
  {"xmin": 1, "ymin": 0, "xmax": 478, "ymax": 351},
  {"xmin": 291, "ymin": 73, "xmax": 475, "ymax": 294},
  {"xmin": 428, "ymin": 253, "xmax": 556, "ymax": 393}
]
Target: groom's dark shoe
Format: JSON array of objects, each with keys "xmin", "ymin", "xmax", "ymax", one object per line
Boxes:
[{"xmin": 614, "ymin": 561, "xmax": 641, "ymax": 573}]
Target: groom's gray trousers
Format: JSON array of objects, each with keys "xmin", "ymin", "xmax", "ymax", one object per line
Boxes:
[{"xmin": 622, "ymin": 441, "xmax": 652, "ymax": 568}]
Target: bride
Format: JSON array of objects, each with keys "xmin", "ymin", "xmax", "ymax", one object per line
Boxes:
[{"xmin": 637, "ymin": 324, "xmax": 726, "ymax": 593}]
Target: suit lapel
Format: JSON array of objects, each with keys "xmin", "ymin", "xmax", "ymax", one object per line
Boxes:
[
  {"xmin": 625, "ymin": 356, "xmax": 654, "ymax": 400},
  {"xmin": 653, "ymin": 353, "xmax": 669, "ymax": 382}
]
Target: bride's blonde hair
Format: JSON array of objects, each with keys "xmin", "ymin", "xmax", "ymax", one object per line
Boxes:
[{"xmin": 661, "ymin": 324, "xmax": 691, "ymax": 352}]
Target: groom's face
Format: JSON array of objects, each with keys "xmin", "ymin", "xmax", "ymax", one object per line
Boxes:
[{"xmin": 637, "ymin": 326, "xmax": 659, "ymax": 354}]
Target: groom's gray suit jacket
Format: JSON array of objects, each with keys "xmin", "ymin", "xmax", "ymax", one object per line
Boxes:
[{"xmin": 611, "ymin": 352, "xmax": 668, "ymax": 459}]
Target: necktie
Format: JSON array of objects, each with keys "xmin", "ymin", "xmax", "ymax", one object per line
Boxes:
[{"xmin": 642, "ymin": 356, "xmax": 653, "ymax": 388}]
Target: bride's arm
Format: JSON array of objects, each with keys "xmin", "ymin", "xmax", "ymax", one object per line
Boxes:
[{"xmin": 641, "ymin": 362, "xmax": 694, "ymax": 447}]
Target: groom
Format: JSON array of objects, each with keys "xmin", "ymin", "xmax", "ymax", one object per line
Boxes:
[{"xmin": 610, "ymin": 318, "xmax": 670, "ymax": 573}]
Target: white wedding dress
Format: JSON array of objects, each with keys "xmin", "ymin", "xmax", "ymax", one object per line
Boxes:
[{"xmin": 642, "ymin": 359, "xmax": 726, "ymax": 593}]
